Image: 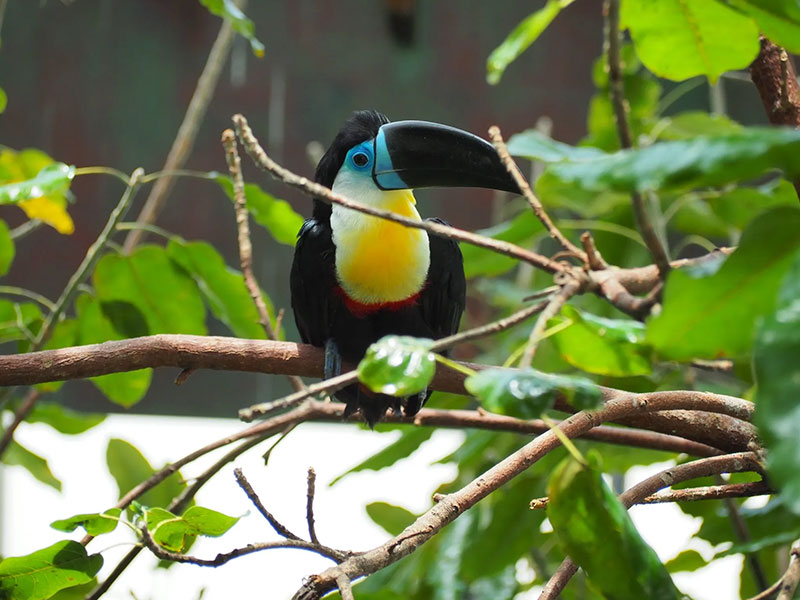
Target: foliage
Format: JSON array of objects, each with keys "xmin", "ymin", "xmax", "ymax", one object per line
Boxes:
[{"xmin": 2, "ymin": 0, "xmax": 800, "ymax": 599}]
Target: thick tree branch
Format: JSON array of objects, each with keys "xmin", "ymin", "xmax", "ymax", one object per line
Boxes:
[{"xmin": 0, "ymin": 333, "xmax": 756, "ymax": 452}]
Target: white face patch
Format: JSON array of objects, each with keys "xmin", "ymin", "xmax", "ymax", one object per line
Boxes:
[{"xmin": 330, "ymin": 167, "xmax": 430, "ymax": 305}]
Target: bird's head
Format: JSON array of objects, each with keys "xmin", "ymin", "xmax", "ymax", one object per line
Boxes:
[{"xmin": 313, "ymin": 110, "xmax": 519, "ymax": 217}]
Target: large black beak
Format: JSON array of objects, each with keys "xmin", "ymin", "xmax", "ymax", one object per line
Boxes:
[{"xmin": 372, "ymin": 120, "xmax": 520, "ymax": 194}]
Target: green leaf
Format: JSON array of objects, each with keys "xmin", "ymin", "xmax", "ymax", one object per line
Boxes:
[
  {"xmin": 2, "ymin": 440, "xmax": 62, "ymax": 490},
  {"xmin": 551, "ymin": 306, "xmax": 651, "ymax": 376},
  {"xmin": 93, "ymin": 245, "xmax": 207, "ymax": 335},
  {"xmin": 729, "ymin": 0, "xmax": 800, "ymax": 53},
  {"xmin": 106, "ymin": 438, "xmax": 187, "ymax": 511},
  {"xmin": 366, "ymin": 502, "xmax": 416, "ymax": 536},
  {"xmin": 654, "ymin": 111, "xmax": 742, "ymax": 141},
  {"xmin": 51, "ymin": 509, "xmax": 122, "ymax": 536},
  {"xmin": 461, "ymin": 211, "xmax": 544, "ymax": 279},
  {"xmin": 647, "ymin": 207, "xmax": 800, "ymax": 360},
  {"xmin": 147, "ymin": 506, "xmax": 239, "ymax": 552},
  {"xmin": 214, "ymin": 174, "xmax": 304, "ymax": 246},
  {"xmin": 197, "ymin": 0, "xmax": 265, "ymax": 56},
  {"xmin": 508, "ymin": 129, "xmax": 606, "ymax": 162},
  {"xmin": 547, "ymin": 456, "xmax": 680, "ymax": 600},
  {"xmin": 622, "ymin": 0, "xmax": 760, "ymax": 83},
  {"xmin": 0, "ymin": 219, "xmax": 14, "ymax": 275},
  {"xmin": 486, "ymin": 0, "xmax": 575, "ymax": 85},
  {"xmin": 0, "ymin": 87, "xmax": 7, "ymax": 114},
  {"xmin": 76, "ymin": 295, "xmax": 152, "ymax": 407},
  {"xmin": 545, "ymin": 127, "xmax": 800, "ymax": 195},
  {"xmin": 465, "ymin": 367, "xmax": 602, "ymax": 418},
  {"xmin": 24, "ymin": 402, "xmax": 105, "ymax": 435},
  {"xmin": 330, "ymin": 427, "xmax": 434, "ymax": 485},
  {"xmin": 707, "ymin": 179, "xmax": 798, "ymax": 232},
  {"xmin": 0, "ymin": 540, "xmax": 102, "ymax": 600},
  {"xmin": 166, "ymin": 239, "xmax": 270, "ymax": 339},
  {"xmin": 754, "ymin": 252, "xmax": 800, "ymax": 515},
  {"xmin": 358, "ymin": 335, "xmax": 436, "ymax": 396},
  {"xmin": 664, "ymin": 549, "xmax": 707, "ymax": 573},
  {"xmin": 0, "ymin": 299, "xmax": 42, "ymax": 343}
]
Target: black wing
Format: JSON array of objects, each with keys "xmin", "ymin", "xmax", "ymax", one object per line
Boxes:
[
  {"xmin": 290, "ymin": 218, "xmax": 339, "ymax": 347},
  {"xmin": 419, "ymin": 217, "xmax": 466, "ymax": 340}
]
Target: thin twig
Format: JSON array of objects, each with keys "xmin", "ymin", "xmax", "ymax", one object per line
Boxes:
[
  {"xmin": 778, "ymin": 543, "xmax": 800, "ymax": 600},
  {"xmin": 604, "ymin": 0, "xmax": 670, "ymax": 277},
  {"xmin": 488, "ymin": 125, "xmax": 587, "ymax": 262},
  {"xmin": 306, "ymin": 467, "xmax": 320, "ymax": 544},
  {"xmin": 519, "ymin": 276, "xmax": 582, "ymax": 368},
  {"xmin": 531, "ymin": 480, "xmax": 772, "ymax": 509},
  {"xmin": 139, "ymin": 525, "xmax": 349, "ymax": 566},
  {"xmin": 232, "ymin": 113, "xmax": 564, "ymax": 274},
  {"xmin": 580, "ymin": 231, "xmax": 608, "ymax": 270},
  {"xmin": 335, "ymin": 572, "xmax": 355, "ymax": 600},
  {"xmin": 122, "ymin": 3, "xmax": 242, "ymax": 252},
  {"xmin": 222, "ymin": 128, "xmax": 305, "ymax": 393},
  {"xmin": 0, "ymin": 388, "xmax": 40, "ymax": 457},
  {"xmin": 234, "ymin": 468, "xmax": 301, "ymax": 540}
]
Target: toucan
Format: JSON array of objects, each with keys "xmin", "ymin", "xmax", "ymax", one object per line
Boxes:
[{"xmin": 290, "ymin": 110, "xmax": 519, "ymax": 426}]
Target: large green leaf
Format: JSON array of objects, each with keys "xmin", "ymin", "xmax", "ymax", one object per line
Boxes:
[
  {"xmin": 51, "ymin": 509, "xmax": 122, "ymax": 536},
  {"xmin": 647, "ymin": 207, "xmax": 800, "ymax": 360},
  {"xmin": 166, "ymin": 239, "xmax": 270, "ymax": 339},
  {"xmin": 24, "ymin": 401, "xmax": 105, "ymax": 435},
  {"xmin": 106, "ymin": 438, "xmax": 187, "ymax": 511},
  {"xmin": 197, "ymin": 0, "xmax": 264, "ymax": 56},
  {"xmin": 542, "ymin": 127, "xmax": 800, "ymax": 195},
  {"xmin": 754, "ymin": 253, "xmax": 800, "ymax": 514},
  {"xmin": 551, "ymin": 305, "xmax": 651, "ymax": 377},
  {"xmin": 664, "ymin": 549, "xmax": 707, "ymax": 574},
  {"xmin": 461, "ymin": 211, "xmax": 544, "ymax": 279},
  {"xmin": 330, "ymin": 427, "xmax": 434, "ymax": 485},
  {"xmin": 465, "ymin": 367, "xmax": 602, "ymax": 418},
  {"xmin": 366, "ymin": 502, "xmax": 416, "ymax": 536},
  {"xmin": 507, "ymin": 130, "xmax": 605, "ymax": 162},
  {"xmin": 358, "ymin": 336, "xmax": 436, "ymax": 397},
  {"xmin": 76, "ymin": 294, "xmax": 152, "ymax": 407},
  {"xmin": 486, "ymin": 0, "xmax": 575, "ymax": 85},
  {"xmin": 214, "ymin": 175, "xmax": 304, "ymax": 246},
  {"xmin": 622, "ymin": 0, "xmax": 760, "ymax": 83},
  {"xmin": 0, "ymin": 540, "xmax": 102, "ymax": 600},
  {"xmin": 93, "ymin": 245, "xmax": 207, "ymax": 335},
  {"xmin": 2, "ymin": 440, "xmax": 62, "ymax": 490},
  {"xmin": 729, "ymin": 0, "xmax": 800, "ymax": 53},
  {"xmin": 0, "ymin": 219, "xmax": 14, "ymax": 276},
  {"xmin": 547, "ymin": 455, "xmax": 680, "ymax": 599},
  {"xmin": 654, "ymin": 111, "xmax": 742, "ymax": 141}
]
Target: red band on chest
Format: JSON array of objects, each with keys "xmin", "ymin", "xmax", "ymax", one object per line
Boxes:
[{"xmin": 335, "ymin": 286, "xmax": 421, "ymax": 318}]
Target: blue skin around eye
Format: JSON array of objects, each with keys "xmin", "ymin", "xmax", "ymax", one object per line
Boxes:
[{"xmin": 373, "ymin": 130, "xmax": 409, "ymax": 190}]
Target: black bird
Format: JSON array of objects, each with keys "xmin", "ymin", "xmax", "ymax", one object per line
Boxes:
[{"xmin": 290, "ymin": 110, "xmax": 518, "ymax": 425}]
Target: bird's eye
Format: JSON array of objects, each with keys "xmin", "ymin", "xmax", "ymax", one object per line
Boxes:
[{"xmin": 352, "ymin": 152, "xmax": 370, "ymax": 168}]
